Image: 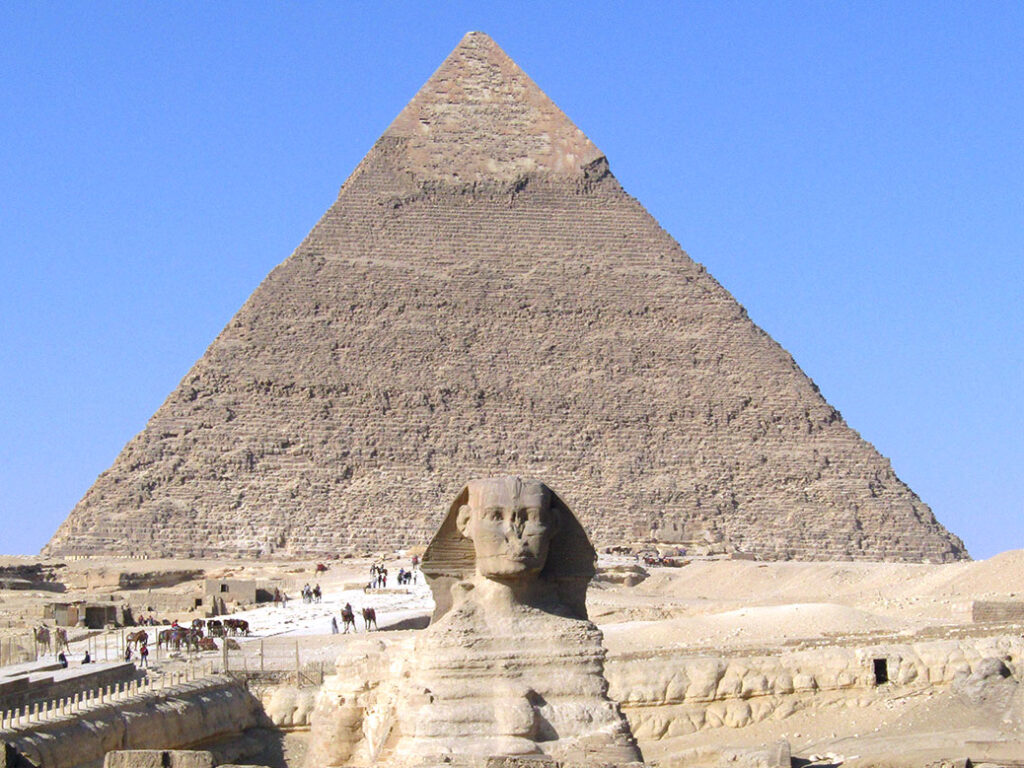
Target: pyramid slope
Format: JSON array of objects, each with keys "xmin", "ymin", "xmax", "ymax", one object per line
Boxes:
[{"xmin": 45, "ymin": 33, "xmax": 967, "ymax": 562}]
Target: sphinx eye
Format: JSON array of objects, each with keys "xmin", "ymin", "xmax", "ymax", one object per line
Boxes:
[{"xmin": 485, "ymin": 507, "xmax": 503, "ymax": 521}]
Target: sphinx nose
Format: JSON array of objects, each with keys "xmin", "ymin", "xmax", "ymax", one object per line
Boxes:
[{"xmin": 507, "ymin": 515, "xmax": 526, "ymax": 538}]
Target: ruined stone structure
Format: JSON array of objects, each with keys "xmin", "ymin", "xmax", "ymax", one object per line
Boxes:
[
  {"xmin": 0, "ymin": 675, "xmax": 268, "ymax": 768},
  {"xmin": 44, "ymin": 32, "xmax": 966, "ymax": 562}
]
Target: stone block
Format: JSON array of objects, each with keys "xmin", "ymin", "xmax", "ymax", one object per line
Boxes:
[{"xmin": 103, "ymin": 751, "xmax": 214, "ymax": 768}]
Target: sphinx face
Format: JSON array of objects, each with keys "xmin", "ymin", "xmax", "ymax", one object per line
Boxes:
[{"xmin": 458, "ymin": 477, "xmax": 560, "ymax": 580}]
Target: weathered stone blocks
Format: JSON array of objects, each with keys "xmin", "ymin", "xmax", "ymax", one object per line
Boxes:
[{"xmin": 44, "ymin": 33, "xmax": 967, "ymax": 565}]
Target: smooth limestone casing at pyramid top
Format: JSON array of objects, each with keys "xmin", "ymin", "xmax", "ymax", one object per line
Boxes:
[{"xmin": 44, "ymin": 32, "xmax": 967, "ymax": 562}]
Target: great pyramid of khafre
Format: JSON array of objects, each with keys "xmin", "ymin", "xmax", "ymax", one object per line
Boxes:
[{"xmin": 45, "ymin": 32, "xmax": 967, "ymax": 562}]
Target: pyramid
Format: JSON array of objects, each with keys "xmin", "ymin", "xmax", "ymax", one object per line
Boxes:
[{"xmin": 44, "ymin": 32, "xmax": 967, "ymax": 562}]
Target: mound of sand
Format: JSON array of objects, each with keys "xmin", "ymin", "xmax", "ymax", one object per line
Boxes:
[{"xmin": 602, "ymin": 602, "xmax": 907, "ymax": 653}]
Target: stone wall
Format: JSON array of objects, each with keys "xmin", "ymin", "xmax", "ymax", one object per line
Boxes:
[
  {"xmin": 0, "ymin": 664, "xmax": 136, "ymax": 713},
  {"xmin": 971, "ymin": 601, "xmax": 1024, "ymax": 623},
  {"xmin": 0, "ymin": 676, "xmax": 265, "ymax": 768}
]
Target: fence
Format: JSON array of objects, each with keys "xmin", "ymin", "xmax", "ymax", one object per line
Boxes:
[
  {"xmin": 202, "ymin": 636, "xmax": 330, "ymax": 687},
  {"xmin": 0, "ymin": 636, "xmax": 332, "ymax": 733},
  {"xmin": 0, "ymin": 625, "xmax": 342, "ymax": 731},
  {"xmin": 2, "ymin": 627, "xmax": 202, "ymax": 668}
]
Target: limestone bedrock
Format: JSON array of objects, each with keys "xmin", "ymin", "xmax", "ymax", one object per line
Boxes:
[{"xmin": 307, "ymin": 477, "xmax": 640, "ymax": 766}]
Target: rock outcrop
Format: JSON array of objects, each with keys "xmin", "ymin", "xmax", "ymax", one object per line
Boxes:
[
  {"xmin": 44, "ymin": 32, "xmax": 966, "ymax": 563},
  {"xmin": 604, "ymin": 635, "xmax": 1024, "ymax": 742}
]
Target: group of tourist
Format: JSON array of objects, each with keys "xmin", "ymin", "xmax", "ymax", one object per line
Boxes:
[
  {"xmin": 301, "ymin": 583, "xmax": 323, "ymax": 603},
  {"xmin": 368, "ymin": 563, "xmax": 389, "ymax": 589},
  {"xmin": 367, "ymin": 557, "xmax": 420, "ymax": 590},
  {"xmin": 122, "ymin": 643, "xmax": 149, "ymax": 667},
  {"xmin": 54, "ymin": 643, "xmax": 149, "ymax": 669}
]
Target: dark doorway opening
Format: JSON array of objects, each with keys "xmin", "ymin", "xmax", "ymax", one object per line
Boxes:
[{"xmin": 873, "ymin": 658, "xmax": 888, "ymax": 685}]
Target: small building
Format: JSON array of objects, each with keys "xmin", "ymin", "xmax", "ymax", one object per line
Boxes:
[
  {"xmin": 201, "ymin": 578, "xmax": 257, "ymax": 607},
  {"xmin": 46, "ymin": 601, "xmax": 119, "ymax": 629}
]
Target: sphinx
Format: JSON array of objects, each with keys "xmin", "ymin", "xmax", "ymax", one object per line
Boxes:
[{"xmin": 307, "ymin": 477, "xmax": 640, "ymax": 766}]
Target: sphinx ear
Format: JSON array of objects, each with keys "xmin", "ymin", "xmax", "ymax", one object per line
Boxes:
[
  {"xmin": 456, "ymin": 504, "xmax": 473, "ymax": 538},
  {"xmin": 548, "ymin": 504, "xmax": 563, "ymax": 536}
]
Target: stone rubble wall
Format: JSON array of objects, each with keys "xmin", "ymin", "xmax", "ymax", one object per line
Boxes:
[
  {"xmin": 971, "ymin": 601, "xmax": 1024, "ymax": 623},
  {"xmin": 604, "ymin": 635, "xmax": 1024, "ymax": 743},
  {"xmin": 0, "ymin": 676, "xmax": 264, "ymax": 768}
]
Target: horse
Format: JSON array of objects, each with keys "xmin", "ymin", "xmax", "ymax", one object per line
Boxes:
[
  {"xmin": 224, "ymin": 618, "xmax": 250, "ymax": 636},
  {"xmin": 178, "ymin": 628, "xmax": 202, "ymax": 653},
  {"xmin": 34, "ymin": 626, "xmax": 51, "ymax": 653},
  {"xmin": 361, "ymin": 607, "xmax": 377, "ymax": 631},
  {"xmin": 191, "ymin": 619, "xmax": 205, "ymax": 630},
  {"xmin": 156, "ymin": 628, "xmax": 177, "ymax": 650},
  {"xmin": 207, "ymin": 619, "xmax": 224, "ymax": 637},
  {"xmin": 341, "ymin": 605, "xmax": 356, "ymax": 634},
  {"xmin": 157, "ymin": 627, "xmax": 191, "ymax": 651},
  {"xmin": 126, "ymin": 630, "xmax": 149, "ymax": 650}
]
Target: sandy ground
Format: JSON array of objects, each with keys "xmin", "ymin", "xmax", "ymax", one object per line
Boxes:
[{"xmin": 4, "ymin": 551, "xmax": 1024, "ymax": 766}]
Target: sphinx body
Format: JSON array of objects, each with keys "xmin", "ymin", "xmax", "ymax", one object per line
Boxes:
[
  {"xmin": 393, "ymin": 588, "xmax": 639, "ymax": 762},
  {"xmin": 307, "ymin": 477, "xmax": 640, "ymax": 766}
]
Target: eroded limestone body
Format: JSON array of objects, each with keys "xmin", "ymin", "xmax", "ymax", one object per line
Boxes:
[
  {"xmin": 394, "ymin": 597, "xmax": 638, "ymax": 763},
  {"xmin": 307, "ymin": 477, "xmax": 639, "ymax": 766}
]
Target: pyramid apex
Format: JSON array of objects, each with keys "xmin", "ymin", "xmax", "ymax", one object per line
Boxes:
[{"xmin": 378, "ymin": 32, "xmax": 605, "ymax": 185}]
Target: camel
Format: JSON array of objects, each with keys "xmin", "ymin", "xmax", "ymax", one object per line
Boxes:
[
  {"xmin": 341, "ymin": 604, "xmax": 356, "ymax": 634},
  {"xmin": 34, "ymin": 626, "xmax": 51, "ymax": 653},
  {"xmin": 362, "ymin": 607, "xmax": 377, "ymax": 631}
]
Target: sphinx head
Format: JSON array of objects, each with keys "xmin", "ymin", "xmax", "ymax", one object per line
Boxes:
[{"xmin": 455, "ymin": 476, "xmax": 562, "ymax": 580}]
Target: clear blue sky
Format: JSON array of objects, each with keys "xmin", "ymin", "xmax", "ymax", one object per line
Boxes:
[{"xmin": 1, "ymin": 3, "xmax": 1020, "ymax": 559}]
